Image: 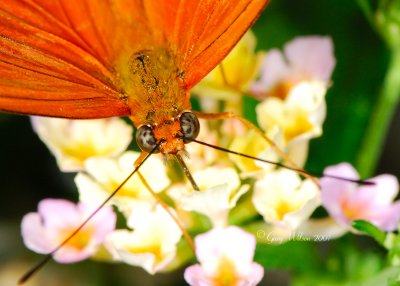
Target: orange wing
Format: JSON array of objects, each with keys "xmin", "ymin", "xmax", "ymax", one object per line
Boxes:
[
  {"xmin": 143, "ymin": 0, "xmax": 269, "ymax": 89},
  {"xmin": 0, "ymin": 0, "xmax": 144, "ymax": 118},
  {"xmin": 0, "ymin": 0, "xmax": 268, "ymax": 118}
]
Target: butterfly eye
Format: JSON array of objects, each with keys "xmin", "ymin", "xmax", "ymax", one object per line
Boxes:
[
  {"xmin": 136, "ymin": 125, "xmax": 159, "ymax": 153},
  {"xmin": 180, "ymin": 112, "xmax": 200, "ymax": 143}
]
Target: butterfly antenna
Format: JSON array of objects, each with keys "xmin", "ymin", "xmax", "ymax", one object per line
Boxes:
[
  {"xmin": 189, "ymin": 138, "xmax": 374, "ymax": 186},
  {"xmin": 18, "ymin": 143, "xmax": 159, "ymax": 285}
]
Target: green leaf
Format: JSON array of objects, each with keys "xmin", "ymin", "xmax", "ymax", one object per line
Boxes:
[
  {"xmin": 361, "ymin": 267, "xmax": 400, "ymax": 286},
  {"xmin": 352, "ymin": 220, "xmax": 386, "ymax": 244}
]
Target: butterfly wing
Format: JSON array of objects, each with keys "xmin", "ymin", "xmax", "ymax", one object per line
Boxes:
[
  {"xmin": 142, "ymin": 0, "xmax": 269, "ymax": 89},
  {"xmin": 0, "ymin": 0, "xmax": 267, "ymax": 118},
  {"xmin": 0, "ymin": 0, "xmax": 146, "ymax": 118}
]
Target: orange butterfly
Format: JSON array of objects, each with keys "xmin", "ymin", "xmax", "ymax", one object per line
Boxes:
[
  {"xmin": 1, "ymin": 2, "xmax": 269, "ymax": 281},
  {"xmin": 0, "ymin": 0, "xmax": 268, "ymax": 157}
]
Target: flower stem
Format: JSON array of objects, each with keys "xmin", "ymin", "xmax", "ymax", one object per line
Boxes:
[{"xmin": 356, "ymin": 50, "xmax": 400, "ymax": 177}]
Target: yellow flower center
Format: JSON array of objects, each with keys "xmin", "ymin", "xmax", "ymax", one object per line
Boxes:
[
  {"xmin": 284, "ymin": 112, "xmax": 313, "ymax": 142},
  {"xmin": 59, "ymin": 226, "xmax": 94, "ymax": 251},
  {"xmin": 270, "ymin": 81, "xmax": 294, "ymax": 100},
  {"xmin": 60, "ymin": 144, "xmax": 98, "ymax": 163},
  {"xmin": 128, "ymin": 243, "xmax": 163, "ymax": 262},
  {"xmin": 106, "ymin": 180, "xmax": 139, "ymax": 198},
  {"xmin": 340, "ymin": 199, "xmax": 367, "ymax": 221},
  {"xmin": 275, "ymin": 201, "xmax": 292, "ymax": 221},
  {"xmin": 229, "ymin": 129, "xmax": 270, "ymax": 172},
  {"xmin": 212, "ymin": 256, "xmax": 240, "ymax": 286},
  {"xmin": 60, "ymin": 143, "xmax": 114, "ymax": 164}
]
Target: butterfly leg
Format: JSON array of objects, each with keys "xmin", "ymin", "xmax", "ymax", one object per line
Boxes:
[{"xmin": 134, "ymin": 154, "xmax": 195, "ymax": 252}]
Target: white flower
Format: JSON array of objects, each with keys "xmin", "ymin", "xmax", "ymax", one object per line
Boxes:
[
  {"xmin": 31, "ymin": 117, "xmax": 132, "ymax": 172},
  {"xmin": 105, "ymin": 204, "xmax": 182, "ymax": 274},
  {"xmin": 228, "ymin": 128, "xmax": 281, "ymax": 176},
  {"xmin": 169, "ymin": 167, "xmax": 249, "ymax": 227},
  {"xmin": 252, "ymin": 169, "xmax": 320, "ymax": 230},
  {"xmin": 185, "ymin": 226, "xmax": 264, "ymax": 286},
  {"xmin": 256, "ymin": 81, "xmax": 326, "ymax": 144},
  {"xmin": 255, "ymin": 81, "xmax": 326, "ymax": 167},
  {"xmin": 251, "ymin": 36, "xmax": 334, "ymax": 167},
  {"xmin": 76, "ymin": 151, "xmax": 170, "ymax": 215}
]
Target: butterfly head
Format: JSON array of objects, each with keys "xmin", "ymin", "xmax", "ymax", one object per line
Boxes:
[{"xmin": 136, "ymin": 111, "xmax": 200, "ymax": 155}]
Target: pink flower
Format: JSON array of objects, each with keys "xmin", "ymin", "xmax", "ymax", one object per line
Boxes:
[
  {"xmin": 184, "ymin": 226, "xmax": 264, "ymax": 286},
  {"xmin": 21, "ymin": 199, "xmax": 116, "ymax": 263},
  {"xmin": 251, "ymin": 36, "xmax": 335, "ymax": 99},
  {"xmin": 321, "ymin": 163, "xmax": 400, "ymax": 232}
]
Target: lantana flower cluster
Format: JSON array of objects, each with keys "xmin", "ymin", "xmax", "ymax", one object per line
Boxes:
[{"xmin": 23, "ymin": 32, "xmax": 400, "ymax": 286}]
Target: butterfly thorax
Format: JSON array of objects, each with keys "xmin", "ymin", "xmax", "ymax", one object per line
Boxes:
[{"xmin": 125, "ymin": 48, "xmax": 191, "ymax": 155}]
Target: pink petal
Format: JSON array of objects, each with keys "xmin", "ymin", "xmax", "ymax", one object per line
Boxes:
[
  {"xmin": 21, "ymin": 213, "xmax": 54, "ymax": 254},
  {"xmin": 38, "ymin": 199, "xmax": 81, "ymax": 229},
  {"xmin": 52, "ymin": 204, "xmax": 116, "ymax": 263},
  {"xmin": 22, "ymin": 199, "xmax": 116, "ymax": 264},
  {"xmin": 320, "ymin": 163, "xmax": 360, "ymax": 209},
  {"xmin": 186, "ymin": 227, "xmax": 263, "ymax": 286},
  {"xmin": 184, "ymin": 264, "xmax": 211, "ymax": 286},
  {"xmin": 323, "ymin": 163, "xmax": 360, "ymax": 181},
  {"xmin": 321, "ymin": 163, "xmax": 400, "ymax": 231},
  {"xmin": 251, "ymin": 49, "xmax": 289, "ymax": 93},
  {"xmin": 80, "ymin": 203, "xmax": 117, "ymax": 242},
  {"xmin": 358, "ymin": 174, "xmax": 399, "ymax": 206},
  {"xmin": 53, "ymin": 248, "xmax": 94, "ymax": 263},
  {"xmin": 320, "ymin": 163, "xmax": 361, "ymax": 225},
  {"xmin": 367, "ymin": 201, "xmax": 400, "ymax": 231},
  {"xmin": 285, "ymin": 36, "xmax": 335, "ymax": 81},
  {"xmin": 184, "ymin": 261, "xmax": 264, "ymax": 286}
]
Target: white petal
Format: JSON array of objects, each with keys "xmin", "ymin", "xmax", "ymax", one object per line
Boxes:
[
  {"xmin": 30, "ymin": 117, "xmax": 132, "ymax": 172},
  {"xmin": 253, "ymin": 170, "xmax": 320, "ymax": 229}
]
